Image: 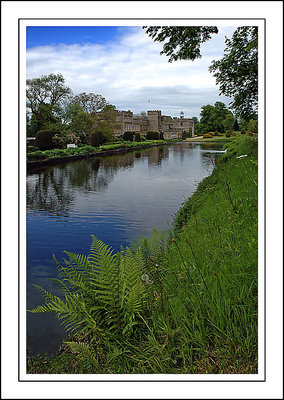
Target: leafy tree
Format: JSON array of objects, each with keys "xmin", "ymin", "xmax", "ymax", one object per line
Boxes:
[
  {"xmin": 199, "ymin": 102, "xmax": 232, "ymax": 133},
  {"xmin": 192, "ymin": 117, "xmax": 200, "ymax": 135},
  {"xmin": 223, "ymin": 114, "xmax": 235, "ymax": 134},
  {"xmin": 143, "ymin": 26, "xmax": 218, "ymax": 62},
  {"xmin": 72, "ymin": 92, "xmax": 107, "ymax": 114},
  {"xmin": 247, "ymin": 119, "xmax": 258, "ymax": 133},
  {"xmin": 69, "ymin": 107, "xmax": 94, "ymax": 141},
  {"xmin": 233, "ymin": 119, "xmax": 240, "ymax": 131},
  {"xmin": 144, "ymin": 26, "xmax": 258, "ymax": 121},
  {"xmin": 92, "ymin": 104, "xmax": 116, "ymax": 143},
  {"xmin": 26, "ymin": 73, "xmax": 72, "ymax": 114},
  {"xmin": 209, "ymin": 27, "xmax": 258, "ymax": 120}
]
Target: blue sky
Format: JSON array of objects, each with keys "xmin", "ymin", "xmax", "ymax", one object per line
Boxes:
[
  {"xmin": 26, "ymin": 26, "xmax": 123, "ymax": 48},
  {"xmin": 26, "ymin": 25, "xmax": 236, "ymax": 118}
]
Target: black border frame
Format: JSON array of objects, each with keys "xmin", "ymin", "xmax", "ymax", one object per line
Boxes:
[{"xmin": 19, "ymin": 17, "xmax": 266, "ymax": 383}]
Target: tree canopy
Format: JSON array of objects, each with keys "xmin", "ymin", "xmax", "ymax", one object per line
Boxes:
[
  {"xmin": 26, "ymin": 73, "xmax": 72, "ymax": 114},
  {"xmin": 199, "ymin": 102, "xmax": 233, "ymax": 133},
  {"xmin": 143, "ymin": 25, "xmax": 258, "ymax": 121},
  {"xmin": 209, "ymin": 27, "xmax": 258, "ymax": 120},
  {"xmin": 143, "ymin": 26, "xmax": 218, "ymax": 62}
]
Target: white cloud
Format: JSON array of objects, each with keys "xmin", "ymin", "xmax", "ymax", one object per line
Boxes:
[{"xmin": 26, "ymin": 26, "xmax": 236, "ymax": 118}]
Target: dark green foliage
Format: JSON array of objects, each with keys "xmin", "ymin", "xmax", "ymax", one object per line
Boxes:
[
  {"xmin": 143, "ymin": 26, "xmax": 218, "ymax": 62},
  {"xmin": 233, "ymin": 119, "xmax": 240, "ymax": 131},
  {"xmin": 52, "ymin": 135, "xmax": 67, "ymax": 149},
  {"xmin": 27, "ymin": 150, "xmax": 47, "ymax": 161},
  {"xmin": 90, "ymin": 132, "xmax": 104, "ymax": 147},
  {"xmin": 146, "ymin": 131, "xmax": 160, "ymax": 140},
  {"xmin": 27, "ymin": 145, "xmax": 39, "ymax": 153},
  {"xmin": 199, "ymin": 102, "xmax": 232, "ymax": 134},
  {"xmin": 123, "ymin": 131, "xmax": 134, "ymax": 141},
  {"xmin": 209, "ymin": 27, "xmax": 258, "ymax": 120},
  {"xmin": 35, "ymin": 130, "xmax": 53, "ymax": 150},
  {"xmin": 135, "ymin": 133, "xmax": 141, "ymax": 142}
]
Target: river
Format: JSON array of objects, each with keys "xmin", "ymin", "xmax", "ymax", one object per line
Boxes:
[{"xmin": 26, "ymin": 141, "xmax": 224, "ymax": 355}]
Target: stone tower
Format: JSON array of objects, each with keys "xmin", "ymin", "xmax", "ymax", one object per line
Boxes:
[{"xmin": 147, "ymin": 110, "xmax": 161, "ymax": 132}]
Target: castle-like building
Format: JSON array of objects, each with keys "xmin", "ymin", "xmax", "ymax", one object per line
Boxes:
[{"xmin": 114, "ymin": 110, "xmax": 194, "ymax": 138}]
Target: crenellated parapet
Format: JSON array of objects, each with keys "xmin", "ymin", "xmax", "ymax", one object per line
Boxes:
[{"xmin": 113, "ymin": 109, "xmax": 194, "ymax": 137}]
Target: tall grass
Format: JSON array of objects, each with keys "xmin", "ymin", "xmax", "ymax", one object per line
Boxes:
[{"xmin": 28, "ymin": 135, "xmax": 258, "ymax": 374}]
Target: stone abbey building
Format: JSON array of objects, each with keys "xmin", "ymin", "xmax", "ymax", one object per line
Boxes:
[{"xmin": 114, "ymin": 110, "xmax": 194, "ymax": 139}]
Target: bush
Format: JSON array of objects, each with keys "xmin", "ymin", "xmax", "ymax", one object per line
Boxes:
[
  {"xmin": 134, "ymin": 133, "xmax": 141, "ymax": 142},
  {"xmin": 123, "ymin": 131, "xmax": 134, "ymax": 142},
  {"xmin": 52, "ymin": 135, "xmax": 67, "ymax": 149},
  {"xmin": 27, "ymin": 150, "xmax": 46, "ymax": 161},
  {"xmin": 203, "ymin": 133, "xmax": 213, "ymax": 138},
  {"xmin": 27, "ymin": 145, "xmax": 39, "ymax": 153},
  {"xmin": 246, "ymin": 131, "xmax": 254, "ymax": 137},
  {"xmin": 90, "ymin": 132, "xmax": 103, "ymax": 147},
  {"xmin": 241, "ymin": 129, "xmax": 246, "ymax": 135},
  {"xmin": 225, "ymin": 130, "xmax": 231, "ymax": 138},
  {"xmin": 146, "ymin": 131, "xmax": 160, "ymax": 140},
  {"xmin": 35, "ymin": 130, "xmax": 53, "ymax": 150}
]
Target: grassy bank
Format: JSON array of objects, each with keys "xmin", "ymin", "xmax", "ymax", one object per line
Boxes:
[
  {"xmin": 27, "ymin": 135, "xmax": 258, "ymax": 374},
  {"xmin": 27, "ymin": 139, "xmax": 177, "ymax": 165}
]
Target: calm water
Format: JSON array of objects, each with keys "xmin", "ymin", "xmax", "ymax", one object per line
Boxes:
[{"xmin": 27, "ymin": 142, "xmax": 224, "ymax": 355}]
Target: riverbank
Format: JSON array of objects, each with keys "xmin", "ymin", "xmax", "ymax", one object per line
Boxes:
[
  {"xmin": 185, "ymin": 136, "xmax": 235, "ymax": 143},
  {"xmin": 27, "ymin": 139, "xmax": 178, "ymax": 171},
  {"xmin": 27, "ymin": 135, "xmax": 258, "ymax": 374}
]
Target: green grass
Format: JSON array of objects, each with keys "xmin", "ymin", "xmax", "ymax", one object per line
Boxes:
[
  {"xmin": 27, "ymin": 140, "xmax": 170, "ymax": 162},
  {"xmin": 27, "ymin": 135, "xmax": 258, "ymax": 374}
]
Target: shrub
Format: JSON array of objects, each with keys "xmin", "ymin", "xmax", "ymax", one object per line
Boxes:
[
  {"xmin": 27, "ymin": 145, "xmax": 39, "ymax": 153},
  {"xmin": 134, "ymin": 133, "xmax": 141, "ymax": 142},
  {"xmin": 27, "ymin": 150, "xmax": 46, "ymax": 161},
  {"xmin": 146, "ymin": 131, "xmax": 160, "ymax": 140},
  {"xmin": 241, "ymin": 129, "xmax": 246, "ymax": 135},
  {"xmin": 35, "ymin": 130, "xmax": 53, "ymax": 150},
  {"xmin": 90, "ymin": 132, "xmax": 103, "ymax": 147},
  {"xmin": 123, "ymin": 131, "xmax": 134, "ymax": 141},
  {"xmin": 52, "ymin": 135, "xmax": 67, "ymax": 149},
  {"xmin": 203, "ymin": 133, "xmax": 213, "ymax": 138},
  {"xmin": 225, "ymin": 130, "xmax": 231, "ymax": 138},
  {"xmin": 246, "ymin": 131, "xmax": 254, "ymax": 137}
]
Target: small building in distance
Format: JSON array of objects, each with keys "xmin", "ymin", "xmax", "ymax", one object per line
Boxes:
[{"xmin": 114, "ymin": 109, "xmax": 194, "ymax": 138}]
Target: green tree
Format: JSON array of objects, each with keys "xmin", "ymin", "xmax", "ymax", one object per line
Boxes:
[
  {"xmin": 72, "ymin": 92, "xmax": 107, "ymax": 114},
  {"xmin": 92, "ymin": 104, "xmax": 116, "ymax": 143},
  {"xmin": 223, "ymin": 114, "xmax": 235, "ymax": 134},
  {"xmin": 144, "ymin": 26, "xmax": 258, "ymax": 121},
  {"xmin": 199, "ymin": 102, "xmax": 232, "ymax": 133},
  {"xmin": 209, "ymin": 27, "xmax": 258, "ymax": 120},
  {"xmin": 192, "ymin": 117, "xmax": 200, "ymax": 135},
  {"xmin": 26, "ymin": 73, "xmax": 72, "ymax": 114},
  {"xmin": 143, "ymin": 26, "xmax": 218, "ymax": 62},
  {"xmin": 247, "ymin": 119, "xmax": 258, "ymax": 133},
  {"xmin": 69, "ymin": 107, "xmax": 94, "ymax": 141},
  {"xmin": 233, "ymin": 119, "xmax": 240, "ymax": 131}
]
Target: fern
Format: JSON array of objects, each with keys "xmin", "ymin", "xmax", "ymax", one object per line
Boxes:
[{"xmin": 29, "ymin": 235, "xmax": 150, "ymax": 347}]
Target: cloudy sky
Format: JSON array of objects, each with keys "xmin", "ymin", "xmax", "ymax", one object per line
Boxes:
[{"xmin": 26, "ymin": 25, "xmax": 237, "ymax": 119}]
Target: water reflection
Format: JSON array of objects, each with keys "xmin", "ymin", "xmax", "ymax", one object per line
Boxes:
[{"xmin": 27, "ymin": 142, "xmax": 224, "ymax": 355}]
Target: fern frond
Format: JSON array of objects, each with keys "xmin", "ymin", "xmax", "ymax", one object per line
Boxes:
[{"xmin": 64, "ymin": 341, "xmax": 98, "ymax": 366}]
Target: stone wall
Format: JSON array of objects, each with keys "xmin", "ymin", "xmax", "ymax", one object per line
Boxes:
[{"xmin": 114, "ymin": 109, "xmax": 194, "ymax": 138}]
